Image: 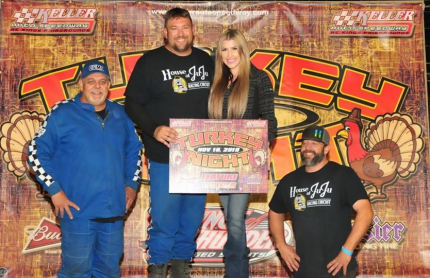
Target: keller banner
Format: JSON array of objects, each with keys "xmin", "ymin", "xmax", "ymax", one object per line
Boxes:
[{"xmin": 0, "ymin": 1, "xmax": 429, "ymax": 277}]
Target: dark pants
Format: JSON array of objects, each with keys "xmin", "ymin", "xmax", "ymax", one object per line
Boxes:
[
  {"xmin": 294, "ymin": 268, "xmax": 357, "ymax": 278},
  {"xmin": 340, "ymin": 268, "xmax": 357, "ymax": 278}
]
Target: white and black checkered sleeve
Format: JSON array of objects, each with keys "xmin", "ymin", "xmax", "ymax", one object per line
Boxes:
[
  {"xmin": 124, "ymin": 119, "xmax": 143, "ymax": 190},
  {"xmin": 27, "ymin": 102, "xmax": 67, "ymax": 196}
]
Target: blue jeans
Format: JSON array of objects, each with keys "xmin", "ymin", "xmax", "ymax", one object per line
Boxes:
[
  {"xmin": 219, "ymin": 193, "xmax": 250, "ymax": 278},
  {"xmin": 146, "ymin": 161, "xmax": 207, "ymax": 264},
  {"xmin": 58, "ymin": 218, "xmax": 124, "ymax": 278}
]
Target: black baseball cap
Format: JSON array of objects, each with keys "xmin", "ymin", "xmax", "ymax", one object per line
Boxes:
[{"xmin": 297, "ymin": 126, "xmax": 330, "ymax": 145}]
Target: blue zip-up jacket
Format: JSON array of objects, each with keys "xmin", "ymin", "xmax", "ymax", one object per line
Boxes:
[{"xmin": 28, "ymin": 93, "xmax": 143, "ymax": 220}]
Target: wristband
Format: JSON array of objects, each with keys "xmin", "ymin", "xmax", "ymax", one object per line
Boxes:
[{"xmin": 341, "ymin": 246, "xmax": 353, "ymax": 256}]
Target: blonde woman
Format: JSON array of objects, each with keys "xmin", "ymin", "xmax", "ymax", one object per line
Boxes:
[{"xmin": 209, "ymin": 29, "xmax": 277, "ymax": 278}]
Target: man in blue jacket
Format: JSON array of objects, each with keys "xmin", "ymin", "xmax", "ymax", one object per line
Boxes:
[{"xmin": 28, "ymin": 60, "xmax": 143, "ymax": 278}]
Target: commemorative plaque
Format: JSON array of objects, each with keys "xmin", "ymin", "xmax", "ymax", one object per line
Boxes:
[{"xmin": 169, "ymin": 119, "xmax": 269, "ymax": 193}]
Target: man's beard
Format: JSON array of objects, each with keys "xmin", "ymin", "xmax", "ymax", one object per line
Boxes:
[
  {"xmin": 172, "ymin": 37, "xmax": 193, "ymax": 53},
  {"xmin": 300, "ymin": 150, "xmax": 325, "ymax": 167}
]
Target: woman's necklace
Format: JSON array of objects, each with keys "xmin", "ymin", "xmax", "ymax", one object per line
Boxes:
[{"xmin": 228, "ymin": 76, "xmax": 237, "ymax": 89}]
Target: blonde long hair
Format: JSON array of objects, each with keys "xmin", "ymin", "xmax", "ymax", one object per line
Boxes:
[{"xmin": 208, "ymin": 29, "xmax": 250, "ymax": 119}]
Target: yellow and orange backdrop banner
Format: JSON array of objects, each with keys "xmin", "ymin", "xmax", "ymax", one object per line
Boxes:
[{"xmin": 0, "ymin": 1, "xmax": 429, "ymax": 277}]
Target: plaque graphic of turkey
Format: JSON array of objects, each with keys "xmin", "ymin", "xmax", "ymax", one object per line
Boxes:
[
  {"xmin": 337, "ymin": 108, "xmax": 424, "ymax": 202},
  {"xmin": 0, "ymin": 111, "xmax": 45, "ymax": 180}
]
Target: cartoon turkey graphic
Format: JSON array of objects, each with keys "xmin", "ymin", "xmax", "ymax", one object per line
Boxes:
[
  {"xmin": 248, "ymin": 149, "xmax": 268, "ymax": 169},
  {"xmin": 337, "ymin": 108, "xmax": 424, "ymax": 202},
  {"xmin": 170, "ymin": 143, "xmax": 188, "ymax": 168},
  {"xmin": 0, "ymin": 110, "xmax": 45, "ymax": 180}
]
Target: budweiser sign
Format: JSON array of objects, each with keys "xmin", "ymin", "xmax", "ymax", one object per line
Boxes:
[{"xmin": 23, "ymin": 217, "xmax": 61, "ymax": 254}]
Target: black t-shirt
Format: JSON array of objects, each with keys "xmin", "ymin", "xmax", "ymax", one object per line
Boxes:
[
  {"xmin": 124, "ymin": 46, "xmax": 214, "ymax": 162},
  {"xmin": 269, "ymin": 161, "xmax": 369, "ymax": 278}
]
